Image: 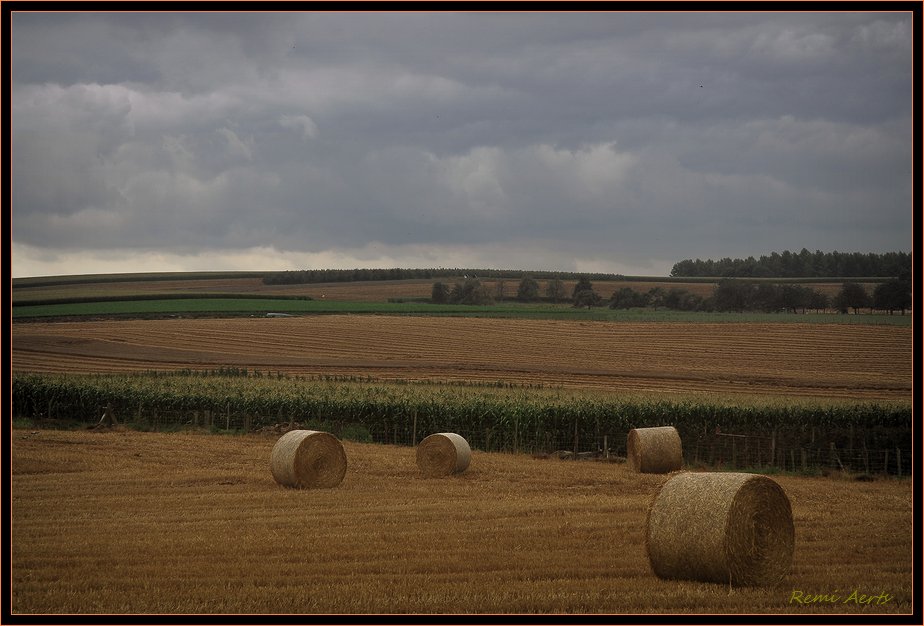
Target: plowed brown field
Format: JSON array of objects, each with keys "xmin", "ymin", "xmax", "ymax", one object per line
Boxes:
[{"xmin": 12, "ymin": 316, "xmax": 911, "ymax": 401}]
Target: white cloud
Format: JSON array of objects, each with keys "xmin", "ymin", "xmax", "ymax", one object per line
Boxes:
[
  {"xmin": 533, "ymin": 142, "xmax": 637, "ymax": 200},
  {"xmin": 750, "ymin": 28, "xmax": 836, "ymax": 62},
  {"xmin": 217, "ymin": 127, "xmax": 253, "ymax": 161},
  {"xmin": 853, "ymin": 19, "xmax": 912, "ymax": 50},
  {"xmin": 278, "ymin": 114, "xmax": 318, "ymax": 139},
  {"xmin": 436, "ymin": 147, "xmax": 508, "ymax": 218},
  {"xmin": 12, "ymin": 240, "xmax": 676, "ymax": 279},
  {"xmin": 10, "ymin": 13, "xmax": 912, "ymax": 278}
]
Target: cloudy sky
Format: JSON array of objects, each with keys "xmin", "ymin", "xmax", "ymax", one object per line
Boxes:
[{"xmin": 10, "ymin": 10, "xmax": 914, "ymax": 278}]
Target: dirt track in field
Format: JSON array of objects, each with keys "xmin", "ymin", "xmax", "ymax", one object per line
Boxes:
[{"xmin": 11, "ymin": 316, "xmax": 911, "ymax": 401}]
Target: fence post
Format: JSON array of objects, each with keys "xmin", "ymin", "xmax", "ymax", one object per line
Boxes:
[
  {"xmin": 514, "ymin": 414, "xmax": 519, "ymax": 455},
  {"xmin": 412, "ymin": 409, "xmax": 417, "ymax": 447},
  {"xmin": 770, "ymin": 429, "xmax": 776, "ymax": 469},
  {"xmin": 829, "ymin": 442, "xmax": 845, "ymax": 471},
  {"xmin": 603, "ymin": 435, "xmax": 609, "ymax": 459}
]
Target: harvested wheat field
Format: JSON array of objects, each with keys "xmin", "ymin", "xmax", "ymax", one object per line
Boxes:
[
  {"xmin": 10, "ymin": 428, "xmax": 912, "ymax": 615},
  {"xmin": 12, "ymin": 316, "xmax": 911, "ymax": 400}
]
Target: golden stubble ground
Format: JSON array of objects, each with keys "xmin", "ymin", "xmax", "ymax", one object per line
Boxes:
[{"xmin": 11, "ymin": 428, "xmax": 912, "ymax": 616}]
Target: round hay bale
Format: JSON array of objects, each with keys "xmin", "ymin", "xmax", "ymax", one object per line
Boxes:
[
  {"xmin": 626, "ymin": 426, "xmax": 683, "ymax": 473},
  {"xmin": 646, "ymin": 472, "xmax": 794, "ymax": 586},
  {"xmin": 416, "ymin": 433, "xmax": 471, "ymax": 477},
  {"xmin": 270, "ymin": 430, "xmax": 347, "ymax": 489}
]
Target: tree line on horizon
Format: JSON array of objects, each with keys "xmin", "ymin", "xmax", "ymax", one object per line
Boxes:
[
  {"xmin": 670, "ymin": 249, "xmax": 910, "ymax": 278},
  {"xmin": 432, "ymin": 275, "xmax": 912, "ymax": 315},
  {"xmin": 262, "ymin": 267, "xmax": 627, "ymax": 285},
  {"xmin": 262, "ymin": 249, "xmax": 910, "ymax": 286}
]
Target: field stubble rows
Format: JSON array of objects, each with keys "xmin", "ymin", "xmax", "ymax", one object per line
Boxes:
[
  {"xmin": 11, "ymin": 316, "xmax": 911, "ymax": 401},
  {"xmin": 10, "ymin": 429, "xmax": 912, "ymax": 614}
]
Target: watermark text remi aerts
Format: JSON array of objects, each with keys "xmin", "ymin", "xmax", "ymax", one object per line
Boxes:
[{"xmin": 790, "ymin": 590, "xmax": 894, "ymax": 606}]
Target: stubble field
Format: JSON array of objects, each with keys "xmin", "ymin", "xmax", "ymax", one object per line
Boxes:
[
  {"xmin": 10, "ymin": 429, "xmax": 913, "ymax": 615},
  {"xmin": 11, "ymin": 315, "xmax": 911, "ymax": 400},
  {"xmin": 10, "ymin": 306, "xmax": 914, "ymax": 616}
]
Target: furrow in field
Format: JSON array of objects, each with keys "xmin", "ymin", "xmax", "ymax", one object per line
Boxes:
[{"xmin": 12, "ymin": 317, "xmax": 911, "ymax": 401}]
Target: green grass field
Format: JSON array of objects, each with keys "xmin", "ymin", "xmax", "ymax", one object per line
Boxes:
[
  {"xmin": 11, "ymin": 271, "xmax": 910, "ymax": 324},
  {"xmin": 11, "ymin": 297, "xmax": 912, "ymax": 325}
]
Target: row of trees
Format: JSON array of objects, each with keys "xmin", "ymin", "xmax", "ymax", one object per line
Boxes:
[
  {"xmin": 431, "ymin": 276, "xmax": 602, "ymax": 307},
  {"xmin": 710, "ymin": 280, "xmax": 912, "ymax": 315},
  {"xmin": 431, "ymin": 275, "xmax": 912, "ymax": 315},
  {"xmin": 263, "ymin": 267, "xmax": 626, "ymax": 285},
  {"xmin": 610, "ymin": 281, "xmax": 843, "ymax": 313},
  {"xmin": 263, "ymin": 250, "xmax": 908, "ymax": 286},
  {"xmin": 670, "ymin": 249, "xmax": 911, "ymax": 279}
]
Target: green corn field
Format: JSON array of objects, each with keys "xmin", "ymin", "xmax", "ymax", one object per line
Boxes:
[{"xmin": 11, "ymin": 371, "xmax": 910, "ymax": 475}]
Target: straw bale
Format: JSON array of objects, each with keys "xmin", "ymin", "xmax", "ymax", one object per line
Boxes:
[
  {"xmin": 416, "ymin": 433, "xmax": 471, "ymax": 477},
  {"xmin": 627, "ymin": 426, "xmax": 683, "ymax": 473},
  {"xmin": 646, "ymin": 471, "xmax": 794, "ymax": 586},
  {"xmin": 270, "ymin": 430, "xmax": 347, "ymax": 489}
]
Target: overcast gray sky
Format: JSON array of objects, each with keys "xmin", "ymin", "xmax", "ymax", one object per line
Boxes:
[{"xmin": 10, "ymin": 10, "xmax": 914, "ymax": 278}]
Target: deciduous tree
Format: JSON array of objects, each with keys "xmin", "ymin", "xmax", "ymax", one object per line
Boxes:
[
  {"xmin": 517, "ymin": 277, "xmax": 540, "ymax": 302},
  {"xmin": 545, "ymin": 278, "xmax": 566, "ymax": 303},
  {"xmin": 431, "ymin": 282, "xmax": 450, "ymax": 304},
  {"xmin": 835, "ymin": 282, "xmax": 869, "ymax": 314}
]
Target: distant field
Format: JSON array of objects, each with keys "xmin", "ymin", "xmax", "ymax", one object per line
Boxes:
[
  {"xmin": 12, "ymin": 316, "xmax": 911, "ymax": 401},
  {"xmin": 13, "ymin": 272, "xmax": 905, "ymax": 326},
  {"xmin": 11, "ymin": 429, "xmax": 912, "ymax": 614},
  {"xmin": 9, "ymin": 298, "xmax": 912, "ymax": 325},
  {"xmin": 11, "ymin": 273, "xmax": 883, "ymax": 304},
  {"xmin": 13, "ymin": 275, "xmax": 724, "ymax": 303}
]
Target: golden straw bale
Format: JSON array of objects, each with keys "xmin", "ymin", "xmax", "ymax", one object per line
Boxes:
[
  {"xmin": 627, "ymin": 426, "xmax": 683, "ymax": 473},
  {"xmin": 416, "ymin": 433, "xmax": 471, "ymax": 477},
  {"xmin": 270, "ymin": 430, "xmax": 347, "ymax": 489},
  {"xmin": 646, "ymin": 471, "xmax": 795, "ymax": 586}
]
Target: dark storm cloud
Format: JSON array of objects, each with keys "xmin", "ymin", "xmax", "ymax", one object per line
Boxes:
[{"xmin": 10, "ymin": 10, "xmax": 913, "ymax": 277}]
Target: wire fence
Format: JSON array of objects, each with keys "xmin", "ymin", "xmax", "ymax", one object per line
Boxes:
[{"xmin": 52, "ymin": 403, "xmax": 913, "ymax": 478}]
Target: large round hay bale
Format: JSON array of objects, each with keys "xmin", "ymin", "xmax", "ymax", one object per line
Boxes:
[
  {"xmin": 270, "ymin": 430, "xmax": 347, "ymax": 489},
  {"xmin": 646, "ymin": 472, "xmax": 795, "ymax": 586},
  {"xmin": 626, "ymin": 426, "xmax": 683, "ymax": 473},
  {"xmin": 416, "ymin": 433, "xmax": 471, "ymax": 477}
]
